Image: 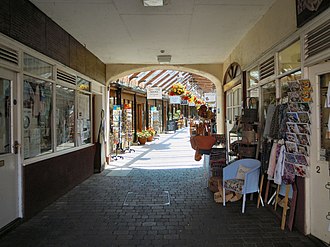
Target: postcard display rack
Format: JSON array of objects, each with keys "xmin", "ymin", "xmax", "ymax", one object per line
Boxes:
[
  {"xmin": 262, "ymin": 79, "xmax": 312, "ymax": 231},
  {"xmin": 122, "ymin": 104, "xmax": 134, "ymax": 153},
  {"xmin": 151, "ymin": 108, "xmax": 160, "ymax": 134},
  {"xmin": 112, "ymin": 105, "xmax": 124, "ymax": 160}
]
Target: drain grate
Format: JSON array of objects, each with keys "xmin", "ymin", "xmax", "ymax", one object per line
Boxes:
[{"xmin": 123, "ymin": 191, "xmax": 170, "ymax": 206}]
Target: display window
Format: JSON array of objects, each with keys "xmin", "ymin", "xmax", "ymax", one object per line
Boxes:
[
  {"xmin": 56, "ymin": 84, "xmax": 75, "ymax": 151},
  {"xmin": 23, "ymin": 53, "xmax": 53, "ymax": 80},
  {"xmin": 278, "ymin": 40, "xmax": 301, "ymax": 74},
  {"xmin": 280, "ymin": 71, "xmax": 302, "ymax": 101},
  {"xmin": 320, "ymin": 73, "xmax": 330, "ymax": 161},
  {"xmin": 77, "ymin": 92, "xmax": 91, "ymax": 145},
  {"xmin": 23, "ymin": 76, "xmax": 53, "ymax": 159},
  {"xmin": 0, "ymin": 78, "xmax": 11, "ymax": 154},
  {"xmin": 248, "ymin": 67, "xmax": 259, "ymax": 88},
  {"xmin": 21, "ymin": 53, "xmax": 94, "ymax": 160},
  {"xmin": 226, "ymin": 86, "xmax": 242, "ymax": 123}
]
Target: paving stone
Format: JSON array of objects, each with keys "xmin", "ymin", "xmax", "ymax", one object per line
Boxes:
[{"xmin": 0, "ymin": 129, "xmax": 319, "ymax": 247}]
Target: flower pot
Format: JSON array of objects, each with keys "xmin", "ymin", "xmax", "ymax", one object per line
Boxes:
[
  {"xmin": 147, "ymin": 136, "xmax": 153, "ymax": 142},
  {"xmin": 138, "ymin": 137, "xmax": 147, "ymax": 145}
]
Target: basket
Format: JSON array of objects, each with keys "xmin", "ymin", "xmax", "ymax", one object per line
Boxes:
[
  {"xmin": 238, "ymin": 145, "xmax": 256, "ymax": 158},
  {"xmin": 214, "ymin": 192, "xmax": 223, "ymax": 203},
  {"xmin": 241, "ymin": 109, "xmax": 258, "ymax": 123}
]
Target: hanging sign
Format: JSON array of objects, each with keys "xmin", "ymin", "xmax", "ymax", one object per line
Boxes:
[
  {"xmin": 296, "ymin": 0, "xmax": 330, "ymax": 27},
  {"xmin": 147, "ymin": 87, "xmax": 162, "ymax": 99},
  {"xmin": 181, "ymin": 99, "xmax": 188, "ymax": 105},
  {"xmin": 169, "ymin": 96, "xmax": 181, "ymax": 104},
  {"xmin": 204, "ymin": 93, "xmax": 216, "ymax": 102}
]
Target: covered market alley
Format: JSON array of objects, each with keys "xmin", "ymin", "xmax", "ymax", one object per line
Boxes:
[{"xmin": 0, "ymin": 128, "xmax": 318, "ymax": 247}]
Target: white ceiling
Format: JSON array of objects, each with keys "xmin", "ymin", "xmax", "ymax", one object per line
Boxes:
[{"xmin": 30, "ymin": 0, "xmax": 275, "ymax": 64}]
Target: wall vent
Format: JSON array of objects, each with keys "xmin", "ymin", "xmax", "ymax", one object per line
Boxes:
[
  {"xmin": 0, "ymin": 45, "xmax": 19, "ymax": 65},
  {"xmin": 57, "ymin": 69, "xmax": 76, "ymax": 85},
  {"xmin": 304, "ymin": 19, "xmax": 330, "ymax": 60},
  {"xmin": 259, "ymin": 56, "xmax": 275, "ymax": 80}
]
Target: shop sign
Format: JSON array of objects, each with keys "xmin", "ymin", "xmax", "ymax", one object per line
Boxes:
[
  {"xmin": 204, "ymin": 93, "xmax": 216, "ymax": 102},
  {"xmin": 181, "ymin": 99, "xmax": 188, "ymax": 105},
  {"xmin": 147, "ymin": 87, "xmax": 162, "ymax": 99},
  {"xmin": 113, "ymin": 105, "xmax": 121, "ymax": 110},
  {"xmin": 151, "ymin": 106, "xmax": 157, "ymax": 112},
  {"xmin": 188, "ymin": 102, "xmax": 195, "ymax": 106},
  {"xmin": 296, "ymin": 0, "xmax": 330, "ymax": 27},
  {"xmin": 169, "ymin": 96, "xmax": 181, "ymax": 104}
]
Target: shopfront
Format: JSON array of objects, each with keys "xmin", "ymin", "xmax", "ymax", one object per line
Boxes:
[
  {"xmin": 0, "ymin": 33, "xmax": 106, "ymax": 226},
  {"xmin": 222, "ymin": 5, "xmax": 330, "ymax": 243}
]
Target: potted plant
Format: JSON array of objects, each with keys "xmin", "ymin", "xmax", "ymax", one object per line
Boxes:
[
  {"xmin": 137, "ymin": 130, "xmax": 151, "ymax": 145},
  {"xmin": 147, "ymin": 127, "xmax": 156, "ymax": 141}
]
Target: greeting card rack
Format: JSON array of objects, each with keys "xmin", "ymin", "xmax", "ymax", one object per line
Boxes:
[{"xmin": 111, "ymin": 106, "xmax": 124, "ymax": 160}]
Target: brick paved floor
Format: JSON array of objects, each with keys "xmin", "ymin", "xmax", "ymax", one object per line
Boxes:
[{"xmin": 0, "ymin": 129, "xmax": 319, "ymax": 247}]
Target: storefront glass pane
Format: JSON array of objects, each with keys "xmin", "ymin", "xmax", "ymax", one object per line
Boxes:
[
  {"xmin": 23, "ymin": 76, "xmax": 52, "ymax": 158},
  {"xmin": 23, "ymin": 53, "xmax": 53, "ymax": 79},
  {"xmin": 280, "ymin": 71, "xmax": 302, "ymax": 101},
  {"xmin": 248, "ymin": 67, "xmax": 259, "ymax": 88},
  {"xmin": 261, "ymin": 81, "xmax": 276, "ymax": 126},
  {"xmin": 56, "ymin": 84, "xmax": 75, "ymax": 150},
  {"xmin": 279, "ymin": 41, "xmax": 301, "ymax": 74},
  {"xmin": 320, "ymin": 73, "xmax": 330, "ymax": 161},
  {"xmin": 77, "ymin": 92, "xmax": 91, "ymax": 145},
  {"xmin": 0, "ymin": 78, "xmax": 11, "ymax": 154},
  {"xmin": 77, "ymin": 77, "xmax": 90, "ymax": 92}
]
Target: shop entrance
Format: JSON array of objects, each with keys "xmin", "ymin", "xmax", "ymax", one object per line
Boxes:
[
  {"xmin": 0, "ymin": 67, "xmax": 20, "ymax": 229},
  {"xmin": 309, "ymin": 62, "xmax": 330, "ymax": 244}
]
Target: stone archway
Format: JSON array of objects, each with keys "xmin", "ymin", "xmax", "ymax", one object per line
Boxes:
[{"xmin": 105, "ymin": 64, "xmax": 225, "ymax": 134}]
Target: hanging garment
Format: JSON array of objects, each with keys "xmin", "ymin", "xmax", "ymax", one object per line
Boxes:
[
  {"xmin": 263, "ymin": 104, "xmax": 276, "ymax": 138},
  {"xmin": 278, "ymin": 104, "xmax": 288, "ymax": 140},
  {"xmin": 267, "ymin": 142, "xmax": 279, "ymax": 180},
  {"xmin": 274, "ymin": 145, "xmax": 286, "ymax": 185},
  {"xmin": 33, "ymin": 85, "xmax": 40, "ymax": 117},
  {"xmin": 261, "ymin": 139, "xmax": 273, "ymax": 174},
  {"xmin": 325, "ymin": 81, "xmax": 330, "ymax": 108},
  {"xmin": 269, "ymin": 105, "xmax": 281, "ymax": 139}
]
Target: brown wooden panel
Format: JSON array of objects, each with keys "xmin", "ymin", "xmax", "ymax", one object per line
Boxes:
[{"xmin": 23, "ymin": 146, "xmax": 94, "ymax": 219}]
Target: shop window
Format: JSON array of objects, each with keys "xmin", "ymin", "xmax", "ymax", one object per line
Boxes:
[
  {"xmin": 77, "ymin": 77, "xmax": 90, "ymax": 92},
  {"xmin": 320, "ymin": 73, "xmax": 330, "ymax": 161},
  {"xmin": 23, "ymin": 53, "xmax": 53, "ymax": 79},
  {"xmin": 77, "ymin": 92, "xmax": 91, "ymax": 145},
  {"xmin": 56, "ymin": 84, "xmax": 75, "ymax": 150},
  {"xmin": 278, "ymin": 41, "xmax": 301, "ymax": 74},
  {"xmin": 23, "ymin": 76, "xmax": 53, "ymax": 159},
  {"xmin": 261, "ymin": 82, "xmax": 276, "ymax": 126},
  {"xmin": 248, "ymin": 67, "xmax": 259, "ymax": 88},
  {"xmin": 226, "ymin": 86, "xmax": 242, "ymax": 123},
  {"xmin": 0, "ymin": 78, "xmax": 11, "ymax": 154},
  {"xmin": 280, "ymin": 71, "xmax": 302, "ymax": 101}
]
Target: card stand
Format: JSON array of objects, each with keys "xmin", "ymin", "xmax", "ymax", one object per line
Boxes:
[
  {"xmin": 111, "ymin": 143, "xmax": 124, "ymax": 161},
  {"xmin": 264, "ymin": 180, "xmax": 297, "ymax": 231}
]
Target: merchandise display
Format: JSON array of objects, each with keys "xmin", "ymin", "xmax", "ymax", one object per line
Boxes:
[{"xmin": 122, "ymin": 104, "xmax": 134, "ymax": 153}]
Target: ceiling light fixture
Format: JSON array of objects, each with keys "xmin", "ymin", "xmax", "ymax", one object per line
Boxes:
[
  {"xmin": 157, "ymin": 55, "xmax": 171, "ymax": 64},
  {"xmin": 143, "ymin": 0, "xmax": 164, "ymax": 7}
]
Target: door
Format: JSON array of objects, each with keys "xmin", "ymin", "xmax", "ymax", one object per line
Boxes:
[
  {"xmin": 0, "ymin": 67, "xmax": 19, "ymax": 229},
  {"xmin": 309, "ymin": 62, "xmax": 330, "ymax": 244}
]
